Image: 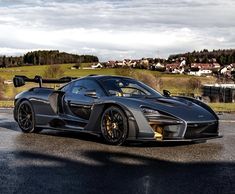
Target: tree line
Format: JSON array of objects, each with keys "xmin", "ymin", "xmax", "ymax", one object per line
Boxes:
[
  {"xmin": 169, "ymin": 49, "xmax": 235, "ymax": 66},
  {"xmin": 0, "ymin": 50, "xmax": 99, "ymax": 67}
]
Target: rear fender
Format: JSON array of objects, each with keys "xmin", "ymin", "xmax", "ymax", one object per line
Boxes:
[{"xmin": 14, "ymin": 98, "xmax": 28, "ymax": 121}]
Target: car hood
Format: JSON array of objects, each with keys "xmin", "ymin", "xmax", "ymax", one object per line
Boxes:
[{"xmin": 110, "ymin": 96, "xmax": 217, "ymax": 122}]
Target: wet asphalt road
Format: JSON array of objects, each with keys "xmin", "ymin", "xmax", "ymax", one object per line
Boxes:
[{"xmin": 0, "ymin": 109, "xmax": 234, "ymax": 194}]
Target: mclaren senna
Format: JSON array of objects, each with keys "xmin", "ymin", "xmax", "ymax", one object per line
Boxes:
[{"xmin": 13, "ymin": 75, "xmax": 221, "ymax": 145}]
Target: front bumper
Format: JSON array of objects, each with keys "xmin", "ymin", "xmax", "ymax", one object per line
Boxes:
[
  {"xmin": 136, "ymin": 134, "xmax": 222, "ymax": 142},
  {"xmin": 142, "ymin": 112, "xmax": 220, "ymax": 141}
]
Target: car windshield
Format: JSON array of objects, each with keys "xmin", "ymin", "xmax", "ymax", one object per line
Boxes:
[{"xmin": 100, "ymin": 77, "xmax": 162, "ymax": 97}]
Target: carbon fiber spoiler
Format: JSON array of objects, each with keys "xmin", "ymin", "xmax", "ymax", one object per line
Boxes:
[{"xmin": 13, "ymin": 75, "xmax": 77, "ymax": 88}]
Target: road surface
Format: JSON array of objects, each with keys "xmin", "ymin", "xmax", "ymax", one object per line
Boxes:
[{"xmin": 0, "ymin": 109, "xmax": 234, "ymax": 194}]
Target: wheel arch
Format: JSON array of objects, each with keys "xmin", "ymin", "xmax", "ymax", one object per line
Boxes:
[
  {"xmin": 86, "ymin": 102, "xmax": 139, "ymax": 140},
  {"xmin": 14, "ymin": 98, "xmax": 31, "ymax": 121},
  {"xmin": 15, "ymin": 99, "xmax": 40, "ymax": 133}
]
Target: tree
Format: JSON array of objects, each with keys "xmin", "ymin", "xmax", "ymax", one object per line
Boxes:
[
  {"xmin": 2, "ymin": 56, "xmax": 6, "ymax": 67},
  {"xmin": 186, "ymin": 55, "xmax": 194, "ymax": 65},
  {"xmin": 219, "ymin": 55, "xmax": 227, "ymax": 66},
  {"xmin": 0, "ymin": 77, "xmax": 5, "ymax": 100},
  {"xmin": 186, "ymin": 77, "xmax": 202, "ymax": 95},
  {"xmin": 43, "ymin": 64, "xmax": 65, "ymax": 79},
  {"xmin": 202, "ymin": 55, "xmax": 209, "ymax": 63}
]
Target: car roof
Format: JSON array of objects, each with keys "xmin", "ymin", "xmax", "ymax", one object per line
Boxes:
[
  {"xmin": 60, "ymin": 75, "xmax": 133, "ymax": 89},
  {"xmin": 83, "ymin": 74, "xmax": 132, "ymax": 81}
]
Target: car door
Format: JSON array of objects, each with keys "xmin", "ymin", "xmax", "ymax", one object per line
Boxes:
[{"xmin": 63, "ymin": 79, "xmax": 105, "ymax": 127}]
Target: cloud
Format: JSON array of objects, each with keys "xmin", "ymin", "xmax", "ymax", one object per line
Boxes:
[{"xmin": 0, "ymin": 0, "xmax": 234, "ymax": 60}]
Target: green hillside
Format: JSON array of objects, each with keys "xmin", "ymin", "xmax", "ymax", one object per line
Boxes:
[{"xmin": 0, "ymin": 63, "xmax": 217, "ymax": 100}]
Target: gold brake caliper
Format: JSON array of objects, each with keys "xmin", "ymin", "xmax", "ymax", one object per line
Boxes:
[
  {"xmin": 153, "ymin": 125, "xmax": 163, "ymax": 140},
  {"xmin": 105, "ymin": 115, "xmax": 113, "ymax": 136}
]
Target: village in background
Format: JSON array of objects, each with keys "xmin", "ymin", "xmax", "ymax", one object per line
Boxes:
[{"xmin": 1, "ymin": 49, "xmax": 234, "ymax": 80}]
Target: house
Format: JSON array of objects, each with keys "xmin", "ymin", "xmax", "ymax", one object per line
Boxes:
[
  {"xmin": 165, "ymin": 59, "xmax": 186, "ymax": 73},
  {"xmin": 188, "ymin": 63, "xmax": 218, "ymax": 76},
  {"xmin": 140, "ymin": 58, "xmax": 149, "ymax": 69},
  {"xmin": 219, "ymin": 63, "xmax": 235, "ymax": 80},
  {"xmin": 106, "ymin": 61, "xmax": 116, "ymax": 68},
  {"xmin": 212, "ymin": 63, "xmax": 221, "ymax": 69},
  {"xmin": 172, "ymin": 67, "xmax": 185, "ymax": 74},
  {"xmin": 220, "ymin": 63, "xmax": 234, "ymax": 75},
  {"xmin": 166, "ymin": 63, "xmax": 179, "ymax": 71},
  {"xmin": 123, "ymin": 59, "xmax": 131, "ymax": 67},
  {"xmin": 165, "ymin": 62, "xmax": 181, "ymax": 73},
  {"xmin": 188, "ymin": 69, "xmax": 212, "ymax": 76},
  {"xmin": 3, "ymin": 80, "xmax": 13, "ymax": 85},
  {"xmin": 129, "ymin": 60, "xmax": 140, "ymax": 68},
  {"xmin": 190, "ymin": 63, "xmax": 220, "ymax": 71},
  {"xmin": 190, "ymin": 63, "xmax": 213, "ymax": 70},
  {"xmin": 91, "ymin": 63, "xmax": 103, "ymax": 69},
  {"xmin": 115, "ymin": 60, "xmax": 125, "ymax": 68},
  {"xmin": 151, "ymin": 62, "xmax": 165, "ymax": 71},
  {"xmin": 220, "ymin": 66, "xmax": 229, "ymax": 74}
]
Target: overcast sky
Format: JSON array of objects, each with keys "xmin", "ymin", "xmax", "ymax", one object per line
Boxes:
[{"xmin": 0, "ymin": 0, "xmax": 234, "ymax": 61}]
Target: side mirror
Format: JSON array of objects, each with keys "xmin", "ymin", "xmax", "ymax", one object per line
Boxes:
[
  {"xmin": 163, "ymin": 89, "xmax": 171, "ymax": 97},
  {"xmin": 13, "ymin": 77, "xmax": 25, "ymax": 87},
  {"xmin": 84, "ymin": 90, "xmax": 98, "ymax": 98}
]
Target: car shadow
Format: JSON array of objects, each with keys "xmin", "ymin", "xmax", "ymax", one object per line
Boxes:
[
  {"xmin": 40, "ymin": 129, "xmax": 103, "ymax": 144},
  {"xmin": 0, "ymin": 119, "xmax": 20, "ymax": 132},
  {"xmin": 1, "ymin": 149, "xmax": 234, "ymax": 194}
]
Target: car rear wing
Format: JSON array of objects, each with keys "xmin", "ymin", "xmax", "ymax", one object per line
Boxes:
[{"xmin": 13, "ymin": 75, "xmax": 77, "ymax": 88}]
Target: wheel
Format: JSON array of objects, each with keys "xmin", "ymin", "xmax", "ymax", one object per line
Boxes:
[
  {"xmin": 100, "ymin": 106, "xmax": 128, "ymax": 145},
  {"xmin": 17, "ymin": 100, "xmax": 41, "ymax": 133}
]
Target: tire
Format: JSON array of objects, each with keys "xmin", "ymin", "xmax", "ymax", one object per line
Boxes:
[
  {"xmin": 100, "ymin": 106, "xmax": 128, "ymax": 145},
  {"xmin": 17, "ymin": 100, "xmax": 42, "ymax": 133}
]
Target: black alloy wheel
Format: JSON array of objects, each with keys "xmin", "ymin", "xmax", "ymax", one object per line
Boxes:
[
  {"xmin": 101, "ymin": 106, "xmax": 128, "ymax": 145},
  {"xmin": 17, "ymin": 101, "xmax": 37, "ymax": 133}
]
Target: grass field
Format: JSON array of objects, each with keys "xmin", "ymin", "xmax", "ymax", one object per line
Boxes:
[
  {"xmin": 0, "ymin": 63, "xmax": 217, "ymax": 99},
  {"xmin": 0, "ymin": 64, "xmax": 116, "ymax": 99},
  {"xmin": 0, "ymin": 100, "xmax": 14, "ymax": 108},
  {"xmin": 208, "ymin": 103, "xmax": 235, "ymax": 113},
  {"xmin": 0, "ymin": 64, "xmax": 115, "ymax": 80}
]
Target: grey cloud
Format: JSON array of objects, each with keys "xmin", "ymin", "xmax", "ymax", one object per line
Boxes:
[
  {"xmin": 1, "ymin": 0, "xmax": 234, "ymax": 30},
  {"xmin": 0, "ymin": 0, "xmax": 235, "ymax": 60}
]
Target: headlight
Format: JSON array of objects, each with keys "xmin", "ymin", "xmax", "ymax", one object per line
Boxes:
[
  {"xmin": 141, "ymin": 107, "xmax": 183, "ymax": 125},
  {"xmin": 141, "ymin": 107, "xmax": 161, "ymax": 116},
  {"xmin": 141, "ymin": 106, "xmax": 185, "ymax": 140}
]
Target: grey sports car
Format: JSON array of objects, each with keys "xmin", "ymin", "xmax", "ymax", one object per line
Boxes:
[{"xmin": 13, "ymin": 75, "xmax": 221, "ymax": 145}]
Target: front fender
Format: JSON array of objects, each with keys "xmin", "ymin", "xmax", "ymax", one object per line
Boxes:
[
  {"xmin": 84, "ymin": 101, "xmax": 141, "ymax": 140},
  {"xmin": 174, "ymin": 96, "xmax": 218, "ymax": 120}
]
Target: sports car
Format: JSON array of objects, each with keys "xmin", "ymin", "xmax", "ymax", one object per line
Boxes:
[{"xmin": 13, "ymin": 74, "xmax": 221, "ymax": 145}]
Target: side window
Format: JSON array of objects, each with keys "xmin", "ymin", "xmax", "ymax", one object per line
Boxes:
[
  {"xmin": 60, "ymin": 81, "xmax": 84, "ymax": 93},
  {"xmin": 67, "ymin": 79, "xmax": 105, "ymax": 97},
  {"xmin": 83, "ymin": 80, "xmax": 105, "ymax": 97},
  {"xmin": 70, "ymin": 80, "xmax": 86, "ymax": 95},
  {"xmin": 72, "ymin": 85, "xmax": 86, "ymax": 95}
]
